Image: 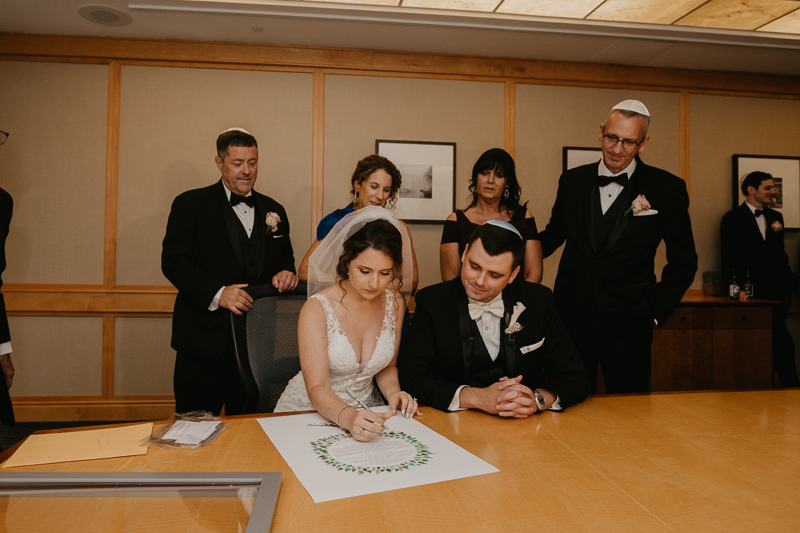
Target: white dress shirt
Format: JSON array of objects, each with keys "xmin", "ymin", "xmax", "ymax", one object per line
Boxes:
[
  {"xmin": 0, "ymin": 342, "xmax": 10, "ymax": 356},
  {"xmin": 598, "ymin": 158, "xmax": 638, "ymax": 214},
  {"xmin": 744, "ymin": 201, "xmax": 767, "ymax": 240},
  {"xmin": 209, "ymin": 184, "xmax": 256, "ymax": 311},
  {"xmin": 448, "ymin": 294, "xmax": 561, "ymax": 412}
]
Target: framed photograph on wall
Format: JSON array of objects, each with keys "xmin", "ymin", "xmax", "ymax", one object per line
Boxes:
[
  {"xmin": 563, "ymin": 147, "xmax": 602, "ymax": 173},
  {"xmin": 733, "ymin": 154, "xmax": 800, "ymax": 228},
  {"xmin": 376, "ymin": 139, "xmax": 456, "ymax": 223}
]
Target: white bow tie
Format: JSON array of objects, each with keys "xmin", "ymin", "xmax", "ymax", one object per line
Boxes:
[{"xmin": 468, "ymin": 299, "xmax": 504, "ymax": 321}]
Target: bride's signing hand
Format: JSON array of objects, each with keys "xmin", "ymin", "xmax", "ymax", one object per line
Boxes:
[
  {"xmin": 388, "ymin": 391, "xmax": 421, "ymax": 419},
  {"xmin": 349, "ymin": 409, "xmax": 393, "ymax": 442}
]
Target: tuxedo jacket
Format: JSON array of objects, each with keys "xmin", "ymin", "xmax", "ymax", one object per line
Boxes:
[
  {"xmin": 0, "ymin": 187, "xmax": 11, "ymax": 346},
  {"xmin": 538, "ymin": 158, "xmax": 698, "ymax": 325},
  {"xmin": 720, "ymin": 202, "xmax": 794, "ymax": 300},
  {"xmin": 398, "ymin": 278, "xmax": 589, "ymax": 412},
  {"xmin": 162, "ymin": 180, "xmax": 295, "ymax": 359},
  {"xmin": 0, "ymin": 187, "xmax": 14, "ymax": 426}
]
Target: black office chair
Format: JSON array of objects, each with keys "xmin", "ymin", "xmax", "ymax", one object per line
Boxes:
[{"xmin": 229, "ymin": 283, "xmax": 307, "ymax": 414}]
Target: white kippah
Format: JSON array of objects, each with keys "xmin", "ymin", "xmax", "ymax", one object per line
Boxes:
[
  {"xmin": 612, "ymin": 100, "xmax": 650, "ymax": 117},
  {"xmin": 220, "ymin": 127, "xmax": 252, "ymax": 135},
  {"xmin": 485, "ymin": 219, "xmax": 522, "ymax": 239}
]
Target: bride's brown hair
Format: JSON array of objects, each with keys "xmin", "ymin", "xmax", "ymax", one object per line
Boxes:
[{"xmin": 336, "ymin": 219, "xmax": 404, "ymax": 297}]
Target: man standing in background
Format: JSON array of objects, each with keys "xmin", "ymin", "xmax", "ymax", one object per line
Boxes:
[
  {"xmin": 539, "ymin": 100, "xmax": 698, "ymax": 394},
  {"xmin": 162, "ymin": 128, "xmax": 298, "ymax": 415},
  {"xmin": 0, "ymin": 127, "xmax": 16, "ymax": 426},
  {"xmin": 721, "ymin": 171, "xmax": 800, "ymax": 387}
]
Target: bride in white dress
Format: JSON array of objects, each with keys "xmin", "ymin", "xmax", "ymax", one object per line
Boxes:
[{"xmin": 274, "ymin": 207, "xmax": 420, "ymax": 441}]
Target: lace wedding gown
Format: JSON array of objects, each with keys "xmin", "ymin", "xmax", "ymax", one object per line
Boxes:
[{"xmin": 273, "ymin": 289, "xmax": 396, "ymax": 412}]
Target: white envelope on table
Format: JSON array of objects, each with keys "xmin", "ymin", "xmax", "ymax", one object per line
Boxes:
[{"xmin": 520, "ymin": 338, "xmax": 544, "ymax": 354}]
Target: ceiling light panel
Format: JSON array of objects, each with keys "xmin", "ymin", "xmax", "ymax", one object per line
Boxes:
[
  {"xmin": 402, "ymin": 0, "xmax": 500, "ymax": 13},
  {"xmin": 588, "ymin": 0, "xmax": 707, "ymax": 25},
  {"xmin": 758, "ymin": 8, "xmax": 800, "ymax": 34},
  {"xmin": 495, "ymin": 0, "xmax": 602, "ymax": 18},
  {"xmin": 305, "ymin": 0, "xmax": 401, "ymax": 5},
  {"xmin": 675, "ymin": 0, "xmax": 800, "ymax": 30}
]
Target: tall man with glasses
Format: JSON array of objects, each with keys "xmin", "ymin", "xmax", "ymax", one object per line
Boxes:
[{"xmin": 539, "ymin": 100, "xmax": 697, "ymax": 394}]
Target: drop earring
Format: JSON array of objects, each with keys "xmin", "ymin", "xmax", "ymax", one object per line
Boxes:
[{"xmin": 503, "ymin": 188, "xmax": 509, "ymax": 199}]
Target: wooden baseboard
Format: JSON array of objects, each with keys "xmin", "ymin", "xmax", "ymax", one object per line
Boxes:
[{"xmin": 12, "ymin": 401, "xmax": 175, "ymax": 422}]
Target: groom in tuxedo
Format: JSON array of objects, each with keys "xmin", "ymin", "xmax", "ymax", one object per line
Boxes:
[
  {"xmin": 162, "ymin": 128, "xmax": 298, "ymax": 414},
  {"xmin": 399, "ymin": 222, "xmax": 589, "ymax": 416},
  {"xmin": 538, "ymin": 100, "xmax": 697, "ymax": 394},
  {"xmin": 721, "ymin": 171, "xmax": 799, "ymax": 387}
]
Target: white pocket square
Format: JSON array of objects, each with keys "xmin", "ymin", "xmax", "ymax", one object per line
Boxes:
[
  {"xmin": 272, "ymin": 234, "xmax": 285, "ymax": 238},
  {"xmin": 634, "ymin": 209, "xmax": 658, "ymax": 216},
  {"xmin": 520, "ymin": 338, "xmax": 545, "ymax": 354}
]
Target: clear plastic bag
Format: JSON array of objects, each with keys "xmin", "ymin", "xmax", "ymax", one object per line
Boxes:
[{"xmin": 149, "ymin": 411, "xmax": 229, "ymax": 449}]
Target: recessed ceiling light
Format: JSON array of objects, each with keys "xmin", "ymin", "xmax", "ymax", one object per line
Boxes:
[{"xmin": 78, "ymin": 4, "xmax": 133, "ymax": 26}]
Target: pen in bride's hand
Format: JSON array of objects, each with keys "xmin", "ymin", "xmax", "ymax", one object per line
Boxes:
[{"xmin": 345, "ymin": 387, "xmax": 388, "ymax": 430}]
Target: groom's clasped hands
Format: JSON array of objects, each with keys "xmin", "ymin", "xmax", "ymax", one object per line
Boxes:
[{"xmin": 459, "ymin": 375, "xmax": 547, "ymax": 418}]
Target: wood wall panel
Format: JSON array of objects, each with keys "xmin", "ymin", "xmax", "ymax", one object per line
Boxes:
[
  {"xmin": 2, "ymin": 33, "xmax": 799, "ymax": 96},
  {"xmin": 0, "ymin": 60, "xmax": 108, "ymax": 285},
  {"xmin": 324, "ymin": 74, "xmax": 504, "ymax": 288},
  {"xmin": 7, "ymin": 316, "xmax": 103, "ymax": 396},
  {"xmin": 114, "ymin": 317, "xmax": 175, "ymax": 395},
  {"xmin": 116, "ymin": 65, "xmax": 314, "ymax": 286}
]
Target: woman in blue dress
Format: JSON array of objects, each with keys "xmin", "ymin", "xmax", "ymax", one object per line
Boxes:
[{"xmin": 299, "ymin": 155, "xmax": 419, "ymax": 292}]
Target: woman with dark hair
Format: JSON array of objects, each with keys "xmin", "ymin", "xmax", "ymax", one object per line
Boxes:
[
  {"xmin": 440, "ymin": 148, "xmax": 542, "ymax": 283},
  {"xmin": 274, "ymin": 207, "xmax": 420, "ymax": 441},
  {"xmin": 298, "ymin": 155, "xmax": 418, "ymax": 293}
]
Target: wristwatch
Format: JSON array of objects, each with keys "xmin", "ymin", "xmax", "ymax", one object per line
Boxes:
[{"xmin": 533, "ymin": 390, "xmax": 547, "ymax": 411}]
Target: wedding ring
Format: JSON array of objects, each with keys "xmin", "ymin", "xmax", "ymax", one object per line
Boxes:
[{"xmin": 359, "ymin": 428, "xmax": 365, "ymax": 436}]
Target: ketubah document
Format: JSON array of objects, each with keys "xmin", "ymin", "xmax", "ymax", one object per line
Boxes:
[{"xmin": 258, "ymin": 406, "xmax": 498, "ymax": 503}]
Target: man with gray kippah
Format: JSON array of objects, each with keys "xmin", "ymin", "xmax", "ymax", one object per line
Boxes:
[
  {"xmin": 399, "ymin": 221, "xmax": 589, "ymax": 416},
  {"xmin": 162, "ymin": 128, "xmax": 298, "ymax": 414},
  {"xmin": 539, "ymin": 100, "xmax": 698, "ymax": 394}
]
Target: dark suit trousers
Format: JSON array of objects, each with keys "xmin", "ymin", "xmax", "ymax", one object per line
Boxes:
[
  {"xmin": 770, "ymin": 296, "xmax": 800, "ymax": 388},
  {"xmin": 568, "ymin": 295, "xmax": 653, "ymax": 394},
  {"xmin": 173, "ymin": 335, "xmax": 246, "ymax": 416}
]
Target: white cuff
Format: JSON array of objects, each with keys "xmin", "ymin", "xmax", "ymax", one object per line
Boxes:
[
  {"xmin": 208, "ymin": 287, "xmax": 225, "ymax": 311},
  {"xmin": 550, "ymin": 395, "xmax": 562, "ymax": 411},
  {"xmin": 0, "ymin": 341, "xmax": 11, "ymax": 355},
  {"xmin": 448, "ymin": 385, "xmax": 469, "ymax": 411}
]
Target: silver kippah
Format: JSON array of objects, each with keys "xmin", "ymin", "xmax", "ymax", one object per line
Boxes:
[
  {"xmin": 220, "ymin": 127, "xmax": 252, "ymax": 135},
  {"xmin": 485, "ymin": 219, "xmax": 522, "ymax": 239},
  {"xmin": 612, "ymin": 100, "xmax": 650, "ymax": 117}
]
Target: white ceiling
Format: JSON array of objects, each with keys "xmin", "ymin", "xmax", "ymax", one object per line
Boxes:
[{"xmin": 2, "ymin": 0, "xmax": 800, "ymax": 77}]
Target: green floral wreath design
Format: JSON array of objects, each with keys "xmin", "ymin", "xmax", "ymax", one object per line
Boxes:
[{"xmin": 311, "ymin": 431, "xmax": 432, "ymax": 475}]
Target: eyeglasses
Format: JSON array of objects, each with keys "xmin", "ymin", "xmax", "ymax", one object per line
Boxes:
[
  {"xmin": 602, "ymin": 128, "xmax": 642, "ymax": 151},
  {"xmin": 0, "ymin": 130, "xmax": 8, "ymax": 145}
]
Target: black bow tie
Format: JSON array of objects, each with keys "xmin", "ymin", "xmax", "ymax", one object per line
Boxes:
[
  {"xmin": 754, "ymin": 209, "xmax": 763, "ymax": 218},
  {"xmin": 597, "ymin": 173, "xmax": 628, "ymax": 187},
  {"xmin": 230, "ymin": 194, "xmax": 255, "ymax": 208}
]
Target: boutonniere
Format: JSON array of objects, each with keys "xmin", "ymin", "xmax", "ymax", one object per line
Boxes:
[
  {"xmin": 504, "ymin": 302, "xmax": 525, "ymax": 342},
  {"xmin": 623, "ymin": 194, "xmax": 651, "ymax": 218},
  {"xmin": 265, "ymin": 212, "xmax": 281, "ymax": 234},
  {"xmin": 772, "ymin": 220, "xmax": 783, "ymax": 232}
]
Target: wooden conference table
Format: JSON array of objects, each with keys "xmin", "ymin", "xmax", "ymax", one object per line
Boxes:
[{"xmin": 2, "ymin": 390, "xmax": 799, "ymax": 532}]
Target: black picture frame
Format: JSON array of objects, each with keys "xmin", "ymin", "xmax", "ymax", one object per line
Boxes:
[
  {"xmin": 732, "ymin": 154, "xmax": 800, "ymax": 228},
  {"xmin": 376, "ymin": 139, "xmax": 456, "ymax": 224}
]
